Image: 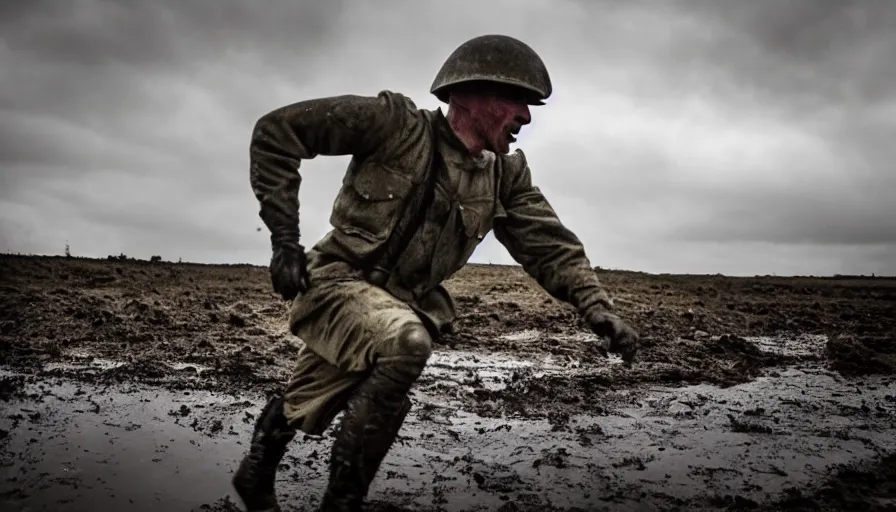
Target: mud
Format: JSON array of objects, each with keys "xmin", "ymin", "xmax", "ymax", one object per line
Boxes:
[
  {"xmin": 1, "ymin": 254, "xmax": 895, "ymax": 511},
  {"xmin": 826, "ymin": 333, "xmax": 896, "ymax": 377}
]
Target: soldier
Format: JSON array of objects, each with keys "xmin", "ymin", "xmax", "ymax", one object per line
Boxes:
[{"xmin": 232, "ymin": 34, "xmax": 640, "ymax": 511}]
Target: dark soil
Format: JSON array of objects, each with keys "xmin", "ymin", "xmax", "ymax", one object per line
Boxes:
[
  {"xmin": 826, "ymin": 333, "xmax": 896, "ymax": 377},
  {"xmin": 766, "ymin": 452, "xmax": 896, "ymax": 511},
  {"xmin": 1, "ymin": 254, "xmax": 894, "ymax": 511}
]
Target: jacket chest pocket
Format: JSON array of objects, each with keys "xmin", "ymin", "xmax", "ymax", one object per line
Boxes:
[
  {"xmin": 454, "ymin": 164, "xmax": 498, "ymax": 241},
  {"xmin": 330, "ymin": 162, "xmax": 416, "ymax": 243},
  {"xmin": 458, "ymin": 198, "xmax": 495, "ymax": 242},
  {"xmin": 452, "ymin": 196, "xmax": 497, "ymax": 267},
  {"xmin": 425, "ymin": 196, "xmax": 496, "ymax": 284}
]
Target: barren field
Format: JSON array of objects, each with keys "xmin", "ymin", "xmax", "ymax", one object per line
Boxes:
[{"xmin": 1, "ymin": 254, "xmax": 895, "ymax": 511}]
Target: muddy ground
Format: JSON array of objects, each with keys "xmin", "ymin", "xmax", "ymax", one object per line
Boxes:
[{"xmin": 1, "ymin": 254, "xmax": 895, "ymax": 511}]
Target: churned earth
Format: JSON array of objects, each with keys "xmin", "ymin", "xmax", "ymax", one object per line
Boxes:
[{"xmin": 1, "ymin": 254, "xmax": 895, "ymax": 511}]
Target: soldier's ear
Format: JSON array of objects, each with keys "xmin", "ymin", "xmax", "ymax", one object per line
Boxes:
[{"xmin": 447, "ymin": 89, "xmax": 472, "ymax": 110}]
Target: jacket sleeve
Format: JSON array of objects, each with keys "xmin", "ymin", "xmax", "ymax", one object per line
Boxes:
[
  {"xmin": 493, "ymin": 149, "xmax": 614, "ymax": 314},
  {"xmin": 249, "ymin": 91, "xmax": 413, "ymax": 248}
]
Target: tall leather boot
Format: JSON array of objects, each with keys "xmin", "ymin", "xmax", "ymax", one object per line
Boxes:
[
  {"xmin": 232, "ymin": 395, "xmax": 296, "ymax": 512},
  {"xmin": 318, "ymin": 358, "xmax": 420, "ymax": 512}
]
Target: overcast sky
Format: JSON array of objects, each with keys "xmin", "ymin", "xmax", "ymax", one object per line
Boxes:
[{"xmin": 1, "ymin": 0, "xmax": 894, "ymax": 277}]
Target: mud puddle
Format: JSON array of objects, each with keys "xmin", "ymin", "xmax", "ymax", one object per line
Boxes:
[
  {"xmin": 748, "ymin": 333, "xmax": 828, "ymax": 358},
  {"xmin": 0, "ymin": 374, "xmax": 257, "ymax": 512},
  {"xmin": 2, "ymin": 332, "xmax": 895, "ymax": 511},
  {"xmin": 415, "ymin": 334, "xmax": 828, "ymax": 413},
  {"xmin": 40, "ymin": 352, "xmax": 216, "ymax": 375}
]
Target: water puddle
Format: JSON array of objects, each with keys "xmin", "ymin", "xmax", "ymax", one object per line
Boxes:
[
  {"xmin": 499, "ymin": 329, "xmax": 600, "ymax": 344},
  {"xmin": 748, "ymin": 333, "xmax": 828, "ymax": 357},
  {"xmin": 2, "ymin": 333, "xmax": 894, "ymax": 511},
  {"xmin": 419, "ymin": 333, "xmax": 824, "ymax": 399},
  {"xmin": 0, "ymin": 378, "xmax": 258, "ymax": 512},
  {"xmin": 421, "ymin": 350, "xmax": 582, "ymax": 394},
  {"xmin": 43, "ymin": 356, "xmax": 129, "ymax": 372},
  {"xmin": 166, "ymin": 361, "xmax": 215, "ymax": 375},
  {"xmin": 39, "ymin": 353, "xmax": 215, "ymax": 377}
]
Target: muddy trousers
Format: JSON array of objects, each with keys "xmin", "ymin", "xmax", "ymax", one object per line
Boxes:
[{"xmin": 233, "ymin": 324, "xmax": 431, "ymax": 512}]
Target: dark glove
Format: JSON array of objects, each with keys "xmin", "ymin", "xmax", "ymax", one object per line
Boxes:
[
  {"xmin": 270, "ymin": 242, "xmax": 311, "ymax": 301},
  {"xmin": 583, "ymin": 309, "xmax": 640, "ymax": 365}
]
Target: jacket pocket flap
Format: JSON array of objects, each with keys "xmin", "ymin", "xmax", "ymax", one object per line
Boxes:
[{"xmin": 352, "ymin": 165, "xmax": 414, "ymax": 201}]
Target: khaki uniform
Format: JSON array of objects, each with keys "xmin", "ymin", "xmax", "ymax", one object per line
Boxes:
[{"xmin": 249, "ymin": 91, "xmax": 613, "ymax": 434}]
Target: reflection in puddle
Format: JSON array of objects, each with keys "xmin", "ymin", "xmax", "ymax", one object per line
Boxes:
[
  {"xmin": 166, "ymin": 361, "xmax": 214, "ymax": 374},
  {"xmin": 44, "ymin": 357, "xmax": 128, "ymax": 372},
  {"xmin": 499, "ymin": 329, "xmax": 599, "ymax": 343},
  {"xmin": 41, "ymin": 355, "xmax": 214, "ymax": 376}
]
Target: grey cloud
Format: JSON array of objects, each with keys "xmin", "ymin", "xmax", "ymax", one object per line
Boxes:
[
  {"xmin": 1, "ymin": 0, "xmax": 348, "ymax": 68},
  {"xmin": 2, "ymin": 0, "xmax": 894, "ymax": 276},
  {"xmin": 557, "ymin": 0, "xmax": 896, "ymax": 118},
  {"xmin": 0, "ymin": 0, "xmax": 350, "ymax": 145},
  {"xmin": 690, "ymin": 0, "xmax": 896, "ymax": 107},
  {"xmin": 669, "ymin": 190, "xmax": 896, "ymax": 246},
  {"xmin": 525, "ymin": 100, "xmax": 895, "ymax": 248}
]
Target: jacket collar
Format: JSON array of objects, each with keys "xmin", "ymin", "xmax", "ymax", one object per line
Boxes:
[{"xmin": 433, "ymin": 108, "xmax": 494, "ymax": 171}]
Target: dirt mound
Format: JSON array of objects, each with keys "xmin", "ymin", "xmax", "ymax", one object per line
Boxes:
[
  {"xmin": 826, "ymin": 334, "xmax": 896, "ymax": 376},
  {"xmin": 467, "ymin": 334, "xmax": 810, "ymax": 419},
  {"xmin": 635, "ymin": 333, "xmax": 809, "ymax": 385}
]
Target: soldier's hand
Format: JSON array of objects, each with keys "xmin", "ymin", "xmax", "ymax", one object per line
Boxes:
[
  {"xmin": 583, "ymin": 309, "xmax": 639, "ymax": 365},
  {"xmin": 270, "ymin": 243, "xmax": 311, "ymax": 301}
]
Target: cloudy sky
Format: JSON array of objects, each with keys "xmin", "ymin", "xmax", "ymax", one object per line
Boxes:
[{"xmin": 1, "ymin": 0, "xmax": 894, "ymax": 277}]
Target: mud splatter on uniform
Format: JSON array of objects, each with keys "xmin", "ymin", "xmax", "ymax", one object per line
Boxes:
[{"xmin": 250, "ymin": 91, "xmax": 613, "ymax": 435}]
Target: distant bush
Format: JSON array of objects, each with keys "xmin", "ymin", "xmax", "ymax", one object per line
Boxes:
[{"xmin": 107, "ymin": 253, "xmax": 133, "ymax": 262}]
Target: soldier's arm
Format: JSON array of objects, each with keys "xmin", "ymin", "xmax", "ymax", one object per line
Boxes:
[
  {"xmin": 493, "ymin": 150, "xmax": 614, "ymax": 315},
  {"xmin": 249, "ymin": 91, "xmax": 411, "ymax": 247}
]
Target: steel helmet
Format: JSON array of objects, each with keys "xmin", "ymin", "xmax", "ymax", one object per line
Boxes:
[{"xmin": 430, "ymin": 34, "xmax": 552, "ymax": 105}]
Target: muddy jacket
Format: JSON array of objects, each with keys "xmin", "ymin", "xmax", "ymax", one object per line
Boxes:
[{"xmin": 249, "ymin": 91, "xmax": 613, "ymax": 332}]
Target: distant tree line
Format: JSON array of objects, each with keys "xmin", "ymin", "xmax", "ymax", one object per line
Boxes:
[{"xmin": 106, "ymin": 253, "xmax": 177, "ymax": 264}]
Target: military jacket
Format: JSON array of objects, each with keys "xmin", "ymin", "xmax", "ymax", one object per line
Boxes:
[{"xmin": 249, "ymin": 91, "xmax": 613, "ymax": 333}]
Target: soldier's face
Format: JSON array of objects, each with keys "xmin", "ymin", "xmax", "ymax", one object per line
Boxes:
[{"xmin": 470, "ymin": 93, "xmax": 532, "ymax": 155}]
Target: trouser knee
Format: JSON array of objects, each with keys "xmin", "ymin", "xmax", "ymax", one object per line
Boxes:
[
  {"xmin": 375, "ymin": 323, "xmax": 432, "ymax": 384},
  {"xmin": 381, "ymin": 323, "xmax": 433, "ymax": 362}
]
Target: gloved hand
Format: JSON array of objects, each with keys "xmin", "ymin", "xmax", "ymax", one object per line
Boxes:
[
  {"xmin": 270, "ymin": 242, "xmax": 311, "ymax": 301},
  {"xmin": 583, "ymin": 308, "xmax": 640, "ymax": 365}
]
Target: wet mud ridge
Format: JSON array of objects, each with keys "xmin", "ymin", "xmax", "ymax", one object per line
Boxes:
[{"xmin": 1, "ymin": 255, "xmax": 895, "ymax": 511}]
